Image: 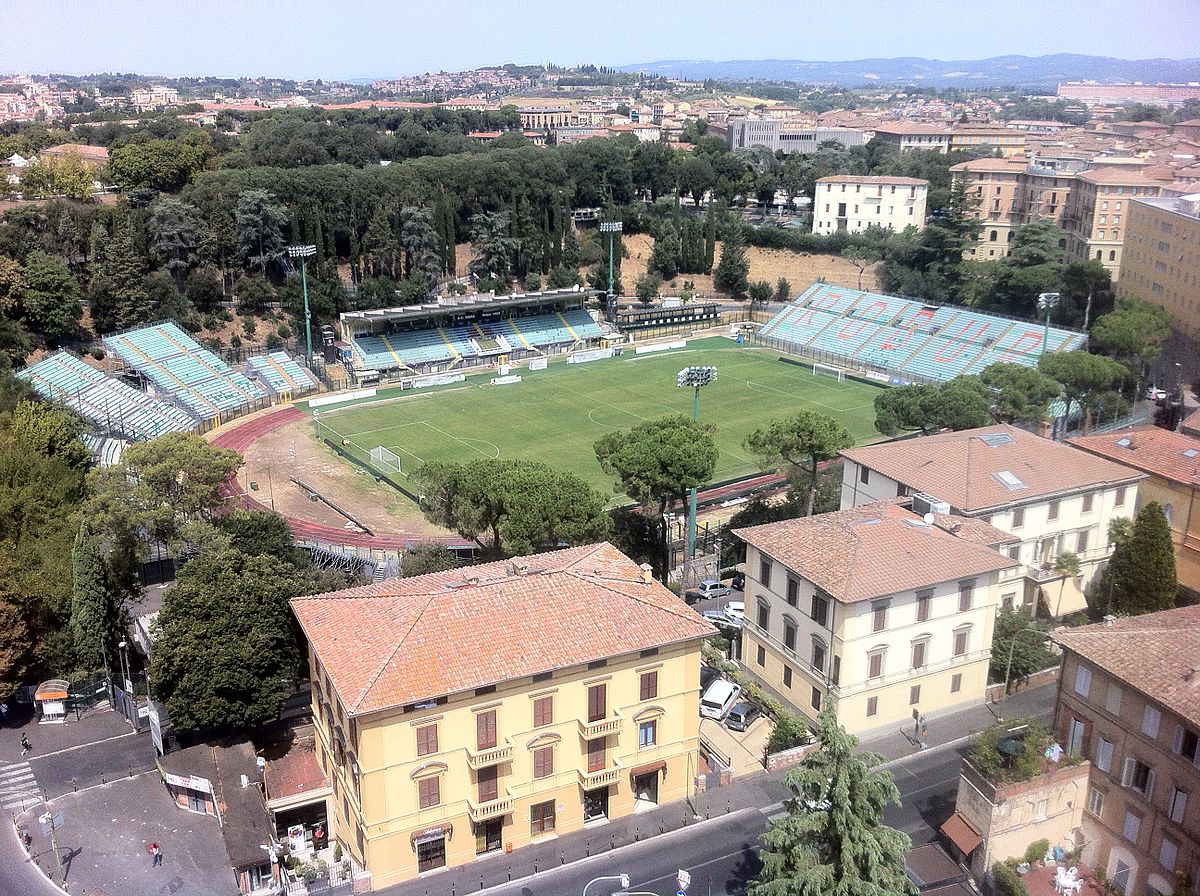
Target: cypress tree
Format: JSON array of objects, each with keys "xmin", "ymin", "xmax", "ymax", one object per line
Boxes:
[
  {"xmin": 1107, "ymin": 501, "xmax": 1177, "ymax": 615},
  {"xmin": 107, "ymin": 217, "xmax": 154, "ymax": 330},
  {"xmin": 703, "ymin": 204, "xmax": 717, "ymax": 273},
  {"xmin": 71, "ymin": 522, "xmax": 112, "ymax": 671}
]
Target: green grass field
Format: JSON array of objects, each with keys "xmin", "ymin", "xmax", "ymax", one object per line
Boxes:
[{"xmin": 312, "ymin": 339, "xmax": 884, "ymax": 498}]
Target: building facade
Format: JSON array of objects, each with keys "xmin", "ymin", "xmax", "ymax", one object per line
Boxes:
[
  {"xmin": 726, "ymin": 117, "xmax": 866, "ymax": 154},
  {"xmin": 1063, "ymin": 168, "xmax": 1164, "ymax": 279},
  {"xmin": 812, "ymin": 175, "xmax": 929, "ymax": 235},
  {"xmin": 871, "ymin": 123, "xmax": 953, "ymax": 153},
  {"xmin": 1052, "ymin": 607, "xmax": 1200, "ymax": 896},
  {"xmin": 1117, "ymin": 194, "xmax": 1200, "ymax": 338},
  {"xmin": 291, "ymin": 543, "xmax": 713, "ymax": 888},
  {"xmin": 735, "ymin": 503, "xmax": 1020, "ymax": 735},
  {"xmin": 519, "ymin": 107, "xmax": 573, "ymax": 130},
  {"xmin": 840, "ymin": 425, "xmax": 1145, "ymax": 611},
  {"xmin": 949, "ymin": 126, "xmax": 1026, "ymax": 158}
]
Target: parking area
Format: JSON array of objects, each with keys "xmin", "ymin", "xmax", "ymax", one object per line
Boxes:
[{"xmin": 700, "ymin": 713, "xmax": 773, "ymax": 777}]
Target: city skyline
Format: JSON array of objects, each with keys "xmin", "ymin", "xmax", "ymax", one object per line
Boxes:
[{"xmin": 3, "ymin": 0, "xmax": 1198, "ymax": 81}]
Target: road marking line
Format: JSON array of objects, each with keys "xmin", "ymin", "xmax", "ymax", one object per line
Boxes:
[{"xmin": 25, "ymin": 729, "xmax": 138, "ymax": 762}]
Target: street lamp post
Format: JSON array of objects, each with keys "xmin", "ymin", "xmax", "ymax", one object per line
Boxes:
[
  {"xmin": 1037, "ymin": 292, "xmax": 1060, "ymax": 356},
  {"xmin": 288, "ymin": 244, "xmax": 317, "ymax": 362},
  {"xmin": 677, "ymin": 366, "xmax": 718, "ymax": 560},
  {"xmin": 1002, "ymin": 625, "xmax": 1051, "ymax": 698},
  {"xmin": 599, "ymin": 220, "xmax": 623, "ymax": 303},
  {"xmin": 582, "ymin": 873, "xmax": 631, "ymax": 896}
]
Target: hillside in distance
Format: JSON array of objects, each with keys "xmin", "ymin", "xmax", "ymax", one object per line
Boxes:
[{"xmin": 617, "ymin": 54, "xmax": 1200, "ymax": 88}]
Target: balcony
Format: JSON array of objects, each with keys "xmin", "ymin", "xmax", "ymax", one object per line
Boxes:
[
  {"xmin": 578, "ymin": 715, "xmax": 621, "ymax": 739},
  {"xmin": 466, "ymin": 743, "xmax": 513, "ymax": 770},
  {"xmin": 579, "ymin": 764, "xmax": 620, "ymax": 789},
  {"xmin": 468, "ymin": 794, "xmax": 514, "ymax": 823}
]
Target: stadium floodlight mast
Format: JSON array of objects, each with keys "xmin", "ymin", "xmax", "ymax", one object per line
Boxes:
[
  {"xmin": 288, "ymin": 245, "xmax": 318, "ymax": 362},
  {"xmin": 677, "ymin": 365, "xmax": 717, "ymax": 560},
  {"xmin": 1037, "ymin": 292, "xmax": 1060, "ymax": 356},
  {"xmin": 599, "ymin": 220, "xmax": 623, "ymax": 300}
]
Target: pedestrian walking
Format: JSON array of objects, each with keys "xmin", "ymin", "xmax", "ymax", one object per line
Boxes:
[
  {"xmin": 149, "ymin": 842, "xmax": 162, "ymax": 867},
  {"xmin": 20, "ymin": 733, "xmax": 30, "ymax": 755},
  {"xmin": 0, "ymin": 701, "xmax": 9, "ymax": 724}
]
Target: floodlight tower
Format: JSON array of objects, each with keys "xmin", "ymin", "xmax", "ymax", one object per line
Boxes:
[
  {"xmin": 288, "ymin": 244, "xmax": 317, "ymax": 361},
  {"xmin": 599, "ymin": 220, "xmax": 623, "ymax": 301},
  {"xmin": 1037, "ymin": 292, "xmax": 1060, "ymax": 356},
  {"xmin": 677, "ymin": 365, "xmax": 718, "ymax": 560}
]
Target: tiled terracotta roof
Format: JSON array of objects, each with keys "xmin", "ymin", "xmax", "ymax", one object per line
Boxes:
[
  {"xmin": 264, "ymin": 740, "xmax": 328, "ymax": 802},
  {"xmin": 817, "ymin": 175, "xmax": 929, "ymax": 186},
  {"xmin": 1069, "ymin": 425, "xmax": 1200, "ymax": 487},
  {"xmin": 1077, "ymin": 166, "xmax": 1162, "ymax": 186},
  {"xmin": 873, "ymin": 122, "xmax": 952, "ymax": 135},
  {"xmin": 950, "ymin": 158, "xmax": 1026, "ymax": 173},
  {"xmin": 1052, "ymin": 605, "xmax": 1200, "ymax": 724},
  {"xmin": 291, "ymin": 543, "xmax": 714, "ymax": 715},
  {"xmin": 735, "ymin": 502, "xmax": 1018, "ymax": 603},
  {"xmin": 841, "ymin": 425, "xmax": 1144, "ymax": 512},
  {"xmin": 41, "ymin": 143, "xmax": 108, "ymax": 163}
]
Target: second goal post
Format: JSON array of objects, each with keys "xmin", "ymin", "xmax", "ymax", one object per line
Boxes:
[
  {"xmin": 369, "ymin": 445, "xmax": 402, "ymax": 473},
  {"xmin": 811, "ymin": 362, "xmax": 846, "ymax": 383}
]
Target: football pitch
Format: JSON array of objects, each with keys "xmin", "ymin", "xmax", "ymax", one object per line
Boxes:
[{"xmin": 312, "ymin": 339, "xmax": 885, "ymax": 498}]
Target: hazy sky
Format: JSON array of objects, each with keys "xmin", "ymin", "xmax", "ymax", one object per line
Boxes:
[{"xmin": 3, "ymin": 0, "xmax": 1197, "ymax": 81}]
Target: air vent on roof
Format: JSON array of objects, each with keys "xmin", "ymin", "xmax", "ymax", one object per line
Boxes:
[
  {"xmin": 1116, "ymin": 437, "xmax": 1132, "ymax": 448},
  {"xmin": 1185, "ymin": 448, "xmax": 1199, "ymax": 459},
  {"xmin": 911, "ymin": 492, "xmax": 951, "ymax": 517},
  {"xmin": 978, "ymin": 433, "xmax": 1015, "ymax": 447},
  {"xmin": 993, "ymin": 470, "xmax": 1027, "ymax": 491}
]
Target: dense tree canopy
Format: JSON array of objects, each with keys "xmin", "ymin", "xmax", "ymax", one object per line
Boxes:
[
  {"xmin": 1103, "ymin": 501, "xmax": 1176, "ymax": 616},
  {"xmin": 745, "ymin": 411, "xmax": 854, "ymax": 515},
  {"xmin": 594, "ymin": 415, "xmax": 719, "ymax": 513},
  {"xmin": 873, "ymin": 378, "xmax": 992, "ymax": 437}
]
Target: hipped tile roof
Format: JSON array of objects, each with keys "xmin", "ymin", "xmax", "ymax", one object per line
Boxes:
[{"xmin": 1070, "ymin": 425, "xmax": 1200, "ymax": 487}]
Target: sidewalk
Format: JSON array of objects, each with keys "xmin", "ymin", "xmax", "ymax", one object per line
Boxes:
[
  {"xmin": 0, "ymin": 705, "xmax": 135, "ymax": 765},
  {"xmin": 376, "ymin": 682, "xmax": 1058, "ymax": 896}
]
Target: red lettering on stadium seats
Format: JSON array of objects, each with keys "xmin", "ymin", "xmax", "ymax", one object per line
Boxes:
[
  {"xmin": 882, "ymin": 326, "xmax": 919, "ymax": 352},
  {"xmin": 948, "ymin": 320, "xmax": 993, "ymax": 342},
  {"xmin": 1006, "ymin": 331, "xmax": 1042, "ymax": 357},
  {"xmin": 933, "ymin": 340, "xmax": 970, "ymax": 362},
  {"xmin": 838, "ymin": 319, "xmax": 873, "ymax": 340}
]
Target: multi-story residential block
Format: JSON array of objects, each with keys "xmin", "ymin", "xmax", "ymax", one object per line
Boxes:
[
  {"xmin": 1057, "ymin": 82, "xmax": 1200, "ymax": 107},
  {"xmin": 1051, "ymin": 606, "xmax": 1200, "ymax": 896},
  {"xmin": 131, "ymin": 86, "xmax": 180, "ymax": 111},
  {"xmin": 725, "ymin": 116, "xmax": 866, "ymax": 154},
  {"xmin": 872, "ymin": 122, "xmax": 953, "ymax": 153},
  {"xmin": 735, "ymin": 502, "xmax": 1020, "ymax": 734},
  {"xmin": 949, "ymin": 125, "xmax": 1026, "ymax": 158},
  {"xmin": 812, "ymin": 175, "xmax": 928, "ymax": 235},
  {"xmin": 1069, "ymin": 425, "xmax": 1200, "ymax": 591},
  {"xmin": 290, "ymin": 543, "xmax": 713, "ymax": 887},
  {"xmin": 1116, "ymin": 194, "xmax": 1200, "ymax": 337},
  {"xmin": 840, "ymin": 425, "xmax": 1145, "ymax": 612},
  {"xmin": 1063, "ymin": 167, "xmax": 1164, "ymax": 279}
]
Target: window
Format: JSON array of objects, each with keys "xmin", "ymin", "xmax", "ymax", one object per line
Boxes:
[
  {"xmin": 1082, "ymin": 492, "xmax": 1094, "ymax": 513},
  {"xmin": 910, "ymin": 685, "xmax": 921, "ymax": 706},
  {"xmin": 831, "ymin": 655, "xmax": 840, "ymax": 686},
  {"xmin": 477, "ymin": 765, "xmax": 498, "ymax": 803},
  {"xmin": 1143, "ymin": 705, "xmax": 1161, "ymax": 739},
  {"xmin": 476, "ymin": 710, "xmax": 497, "ymax": 751},
  {"xmin": 1048, "ymin": 500, "xmax": 1060, "ymax": 521},
  {"xmin": 1115, "ymin": 486, "xmax": 1126, "ymax": 507},
  {"xmin": 990, "ymin": 230, "xmax": 998, "ymax": 242},
  {"xmin": 810, "ymin": 687, "xmax": 822, "ymax": 711},
  {"xmin": 532, "ymin": 746, "xmax": 553, "ymax": 779},
  {"xmin": 533, "ymin": 696, "xmax": 553, "ymax": 728},
  {"xmin": 868, "ymin": 650, "xmax": 884, "ymax": 679},
  {"xmin": 811, "ymin": 638, "xmax": 826, "ymax": 672},
  {"xmin": 416, "ymin": 724, "xmax": 438, "ymax": 757},
  {"xmin": 1175, "ymin": 725, "xmax": 1199, "ymax": 762},
  {"xmin": 912, "ymin": 639, "xmax": 928, "ymax": 670},
  {"xmin": 786, "ymin": 578, "xmax": 799, "ymax": 607},
  {"xmin": 757, "ymin": 600, "xmax": 770, "ymax": 630},
  {"xmin": 587, "ymin": 738, "xmax": 606, "ymax": 773},
  {"xmin": 1086, "ymin": 787, "xmax": 1104, "ymax": 817},
  {"xmin": 639, "ymin": 671, "xmax": 658, "ymax": 702},
  {"xmin": 1123, "ymin": 810, "xmax": 1141, "ymax": 843},
  {"xmin": 953, "ymin": 626, "xmax": 970, "ymax": 658},
  {"xmin": 759, "ymin": 557, "xmax": 772, "ymax": 588},
  {"xmin": 859, "ymin": 465, "xmax": 870, "ymax": 484},
  {"xmin": 1076, "ymin": 530, "xmax": 1089, "ymax": 553},
  {"xmin": 783, "ymin": 666, "xmax": 793, "ymax": 688},
  {"xmin": 1036, "ymin": 798, "xmax": 1048, "ymax": 819},
  {"xmin": 1096, "ymin": 737, "xmax": 1114, "ymax": 772},
  {"xmin": 1122, "ymin": 757, "xmax": 1155, "ymax": 798},
  {"xmin": 1168, "ymin": 786, "xmax": 1188, "ymax": 824},
  {"xmin": 1012, "ymin": 507, "xmax": 1025, "ymax": 528},
  {"xmin": 1160, "ymin": 837, "xmax": 1178, "ymax": 872},
  {"xmin": 638, "ymin": 720, "xmax": 657, "ymax": 748},
  {"xmin": 958, "ymin": 581, "xmax": 974, "ymax": 612},
  {"xmin": 866, "ymin": 696, "xmax": 878, "ymax": 716},
  {"xmin": 783, "ymin": 619, "xmax": 797, "ymax": 652},
  {"xmin": 872, "ymin": 601, "xmax": 888, "ymax": 633},
  {"xmin": 530, "ymin": 800, "xmax": 555, "ymax": 835},
  {"xmin": 418, "ymin": 776, "xmax": 440, "ymax": 809},
  {"xmin": 587, "ymin": 684, "xmax": 606, "ymax": 723},
  {"xmin": 1106, "ymin": 684, "xmax": 1122, "ymax": 715},
  {"xmin": 897, "ymin": 482, "xmax": 910, "ymax": 497},
  {"xmin": 811, "ymin": 594, "xmax": 829, "ymax": 627},
  {"xmin": 951, "ymin": 673, "xmax": 962, "ymax": 694},
  {"xmin": 916, "ymin": 592, "xmax": 931, "ymax": 623},
  {"xmin": 1075, "ymin": 665, "xmax": 1092, "ymax": 698},
  {"xmin": 1001, "ymin": 592, "xmax": 1016, "ymax": 611},
  {"xmin": 756, "ymin": 645, "xmax": 766, "ymax": 667}
]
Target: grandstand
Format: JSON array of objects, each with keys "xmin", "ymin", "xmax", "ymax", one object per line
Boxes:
[
  {"xmin": 757, "ymin": 282, "xmax": 1087, "ymax": 383},
  {"xmin": 103, "ymin": 322, "xmax": 268, "ymax": 421},
  {"xmin": 339, "ymin": 288, "xmax": 606, "ymax": 375},
  {"xmin": 245, "ymin": 351, "xmax": 318, "ymax": 399},
  {"xmin": 17, "ymin": 351, "xmax": 197, "ymax": 441}
]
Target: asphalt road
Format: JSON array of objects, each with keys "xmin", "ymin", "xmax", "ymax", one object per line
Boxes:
[
  {"xmin": 0, "ymin": 819, "xmax": 61, "ymax": 896},
  {"xmin": 29, "ymin": 730, "xmax": 158, "ymax": 800}
]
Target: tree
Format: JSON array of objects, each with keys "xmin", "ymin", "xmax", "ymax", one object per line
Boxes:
[
  {"xmin": 107, "ymin": 138, "xmax": 207, "ymax": 192},
  {"xmin": 750, "ymin": 711, "xmax": 916, "ymax": 896},
  {"xmin": 215, "ymin": 509, "xmax": 305, "ymax": 569},
  {"xmin": 19, "ymin": 153, "xmax": 95, "ymax": 200},
  {"xmin": 988, "ymin": 610, "xmax": 1054, "ymax": 686},
  {"xmin": 842, "ymin": 244, "xmax": 881, "ymax": 291},
  {"xmin": 774, "ymin": 277, "xmax": 792, "ymax": 304},
  {"xmin": 594, "ymin": 415, "xmax": 719, "ymax": 515},
  {"xmin": 745, "ymin": 412, "xmax": 854, "ymax": 516},
  {"xmin": 748, "ymin": 279, "xmax": 773, "ymax": 307},
  {"xmin": 713, "ymin": 238, "xmax": 750, "ymax": 299},
  {"xmin": 399, "ymin": 206, "xmax": 443, "ymax": 288},
  {"xmin": 1059, "ymin": 259, "xmax": 1112, "ymax": 329},
  {"xmin": 150, "ymin": 548, "xmax": 308, "ymax": 732},
  {"xmin": 649, "ymin": 222, "xmax": 682, "ymax": 280},
  {"xmin": 635, "ymin": 270, "xmax": 663, "ymax": 304},
  {"xmin": 978, "ymin": 363, "xmax": 1063, "ymax": 424},
  {"xmin": 185, "ymin": 266, "xmax": 224, "ymax": 313},
  {"xmin": 148, "ymin": 197, "xmax": 202, "ymax": 285},
  {"xmin": 674, "ymin": 155, "xmax": 715, "ymax": 208},
  {"xmin": 71, "ymin": 522, "xmax": 113, "ymax": 671},
  {"xmin": 106, "ymin": 216, "xmax": 155, "ymax": 330},
  {"xmin": 873, "ymin": 379, "xmax": 992, "ymax": 437},
  {"xmin": 20, "ymin": 250, "xmax": 81, "ymax": 343},
  {"xmin": 0, "ymin": 255, "xmax": 25, "ymax": 316},
  {"xmin": 235, "ymin": 274, "xmax": 275, "ymax": 315},
  {"xmin": 9, "ymin": 400, "xmax": 89, "ymax": 471},
  {"xmin": 468, "ymin": 211, "xmax": 517, "ymax": 284},
  {"xmin": 1048, "ymin": 551, "xmax": 1082, "ymax": 617},
  {"xmin": 400, "ymin": 542, "xmax": 461, "ymax": 577},
  {"xmin": 1037, "ymin": 351, "xmax": 1127, "ymax": 433},
  {"xmin": 1105, "ymin": 502, "xmax": 1176, "ymax": 616},
  {"xmin": 412, "ymin": 459, "xmax": 611, "ymax": 557},
  {"xmin": 235, "ymin": 189, "xmax": 288, "ymax": 276},
  {"xmin": 1090, "ymin": 298, "xmax": 1171, "ymax": 371}
]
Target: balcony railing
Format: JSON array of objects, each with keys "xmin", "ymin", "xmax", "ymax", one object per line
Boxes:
[
  {"xmin": 579, "ymin": 764, "xmax": 620, "ymax": 789},
  {"xmin": 468, "ymin": 794, "xmax": 514, "ymax": 823},
  {"xmin": 466, "ymin": 743, "xmax": 513, "ymax": 770},
  {"xmin": 578, "ymin": 715, "xmax": 622, "ymax": 739}
]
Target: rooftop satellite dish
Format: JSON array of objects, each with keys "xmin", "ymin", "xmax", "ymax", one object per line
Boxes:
[{"xmin": 923, "ymin": 513, "xmax": 935, "ymax": 525}]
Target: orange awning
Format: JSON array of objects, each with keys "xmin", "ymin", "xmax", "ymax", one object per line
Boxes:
[
  {"xmin": 628, "ymin": 760, "xmax": 667, "ymax": 781},
  {"xmin": 34, "ymin": 679, "xmax": 70, "ymax": 701},
  {"xmin": 940, "ymin": 812, "xmax": 983, "ymax": 856}
]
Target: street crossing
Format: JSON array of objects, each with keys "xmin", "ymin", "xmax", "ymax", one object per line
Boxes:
[{"xmin": 0, "ymin": 761, "xmax": 40, "ymax": 814}]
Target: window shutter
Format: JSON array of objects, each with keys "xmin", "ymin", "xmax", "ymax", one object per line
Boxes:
[
  {"xmin": 1145, "ymin": 768, "xmax": 1156, "ymax": 801},
  {"xmin": 1170, "ymin": 788, "xmax": 1187, "ymax": 823},
  {"xmin": 1122, "ymin": 757, "xmax": 1134, "ymax": 787},
  {"xmin": 1174, "ymin": 725, "xmax": 1185, "ymax": 755}
]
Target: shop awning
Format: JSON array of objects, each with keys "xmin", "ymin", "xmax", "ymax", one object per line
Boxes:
[
  {"xmin": 939, "ymin": 812, "xmax": 982, "ymax": 856},
  {"xmin": 628, "ymin": 760, "xmax": 667, "ymax": 781},
  {"xmin": 34, "ymin": 679, "xmax": 70, "ymax": 701},
  {"xmin": 410, "ymin": 824, "xmax": 452, "ymax": 846},
  {"xmin": 1041, "ymin": 576, "xmax": 1088, "ymax": 617}
]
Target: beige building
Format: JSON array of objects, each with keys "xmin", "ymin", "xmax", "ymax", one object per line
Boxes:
[
  {"xmin": 519, "ymin": 107, "xmax": 573, "ymax": 130},
  {"xmin": 1069, "ymin": 425, "xmax": 1200, "ymax": 592},
  {"xmin": 1052, "ymin": 607, "xmax": 1200, "ymax": 896},
  {"xmin": 950, "ymin": 125, "xmax": 1026, "ymax": 158},
  {"xmin": 1064, "ymin": 168, "xmax": 1164, "ymax": 279},
  {"xmin": 290, "ymin": 543, "xmax": 713, "ymax": 888},
  {"xmin": 812, "ymin": 175, "xmax": 928, "ymax": 235},
  {"xmin": 735, "ymin": 502, "xmax": 1019, "ymax": 735},
  {"xmin": 1116, "ymin": 194, "xmax": 1200, "ymax": 337},
  {"xmin": 840, "ymin": 425, "xmax": 1145, "ymax": 612},
  {"xmin": 872, "ymin": 122, "xmax": 953, "ymax": 153}
]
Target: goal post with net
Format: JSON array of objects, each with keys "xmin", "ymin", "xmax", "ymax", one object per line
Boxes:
[
  {"xmin": 811, "ymin": 362, "xmax": 846, "ymax": 382},
  {"xmin": 369, "ymin": 446, "xmax": 402, "ymax": 473}
]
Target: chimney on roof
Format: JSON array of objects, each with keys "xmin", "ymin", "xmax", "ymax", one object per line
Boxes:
[
  {"xmin": 1103, "ymin": 614, "xmax": 1116, "ymax": 626},
  {"xmin": 466, "ymin": 575, "xmax": 480, "ymax": 586},
  {"xmin": 639, "ymin": 563, "xmax": 655, "ymax": 584},
  {"xmin": 1187, "ymin": 667, "xmax": 1200, "ymax": 686}
]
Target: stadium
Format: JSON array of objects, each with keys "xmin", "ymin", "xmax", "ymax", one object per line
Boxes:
[{"xmin": 17, "ymin": 279, "xmax": 1089, "ymax": 574}]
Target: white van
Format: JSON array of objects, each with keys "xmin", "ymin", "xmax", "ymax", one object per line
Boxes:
[{"xmin": 699, "ymin": 679, "xmax": 742, "ymax": 720}]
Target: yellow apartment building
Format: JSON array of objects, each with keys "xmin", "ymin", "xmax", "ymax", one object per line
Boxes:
[
  {"xmin": 1069, "ymin": 426, "xmax": 1200, "ymax": 591},
  {"xmin": 290, "ymin": 543, "xmax": 713, "ymax": 888},
  {"xmin": 735, "ymin": 502, "xmax": 1021, "ymax": 736},
  {"xmin": 949, "ymin": 125, "xmax": 1026, "ymax": 157},
  {"xmin": 1063, "ymin": 167, "xmax": 1163, "ymax": 279},
  {"xmin": 1117, "ymin": 194, "xmax": 1200, "ymax": 338}
]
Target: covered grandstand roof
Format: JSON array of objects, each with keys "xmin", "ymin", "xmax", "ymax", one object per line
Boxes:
[{"xmin": 338, "ymin": 286, "xmax": 601, "ymax": 327}]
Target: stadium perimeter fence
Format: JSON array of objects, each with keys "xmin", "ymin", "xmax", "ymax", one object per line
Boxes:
[{"xmin": 751, "ymin": 331, "xmax": 946, "ymax": 387}]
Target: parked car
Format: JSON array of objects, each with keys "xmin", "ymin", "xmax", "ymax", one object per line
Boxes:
[
  {"xmin": 700, "ymin": 665, "xmax": 721, "ymax": 693},
  {"xmin": 725, "ymin": 702, "xmax": 761, "ymax": 732},
  {"xmin": 684, "ymin": 579, "xmax": 733, "ymax": 604},
  {"xmin": 1146, "ymin": 386, "xmax": 1168, "ymax": 401},
  {"xmin": 723, "ymin": 601, "xmax": 745, "ymax": 622},
  {"xmin": 700, "ymin": 679, "xmax": 742, "ymax": 720},
  {"xmin": 730, "ymin": 572, "xmax": 745, "ymax": 591}
]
